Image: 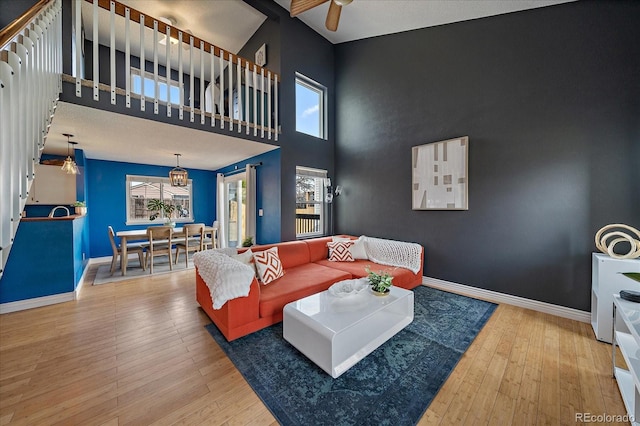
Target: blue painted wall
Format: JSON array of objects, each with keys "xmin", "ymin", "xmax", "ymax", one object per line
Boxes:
[
  {"xmin": 1, "ymin": 219, "xmax": 78, "ymax": 303},
  {"xmin": 216, "ymin": 149, "xmax": 281, "ymax": 245},
  {"xmin": 86, "ymin": 158, "xmax": 217, "ymax": 257}
]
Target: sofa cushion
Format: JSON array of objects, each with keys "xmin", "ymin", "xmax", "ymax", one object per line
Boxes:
[
  {"xmin": 253, "ymin": 247, "xmax": 285, "ymax": 285},
  {"xmin": 249, "ymin": 240, "xmax": 310, "ymax": 269},
  {"xmin": 327, "ymin": 241, "xmax": 354, "ymax": 262},
  {"xmin": 333, "ymin": 235, "xmax": 368, "ymax": 259},
  {"xmin": 259, "ymin": 263, "xmax": 351, "ymax": 318},
  {"xmin": 314, "ymin": 259, "xmax": 420, "ymax": 289},
  {"xmin": 305, "ymin": 236, "xmax": 334, "ymax": 262}
]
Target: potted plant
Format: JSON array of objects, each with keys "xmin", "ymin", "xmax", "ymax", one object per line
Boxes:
[
  {"xmin": 147, "ymin": 199, "xmax": 176, "ymax": 227},
  {"xmin": 365, "ymin": 266, "xmax": 393, "ymax": 296},
  {"xmin": 242, "ymin": 236, "xmax": 254, "ymax": 247},
  {"xmin": 72, "ymin": 201, "xmax": 87, "ymax": 216}
]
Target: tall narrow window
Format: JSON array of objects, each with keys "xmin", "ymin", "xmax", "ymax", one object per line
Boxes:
[
  {"xmin": 295, "ymin": 73, "xmax": 326, "ymax": 139},
  {"xmin": 296, "ymin": 166, "xmax": 327, "ymax": 238}
]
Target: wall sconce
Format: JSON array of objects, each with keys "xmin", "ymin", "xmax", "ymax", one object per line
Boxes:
[
  {"xmin": 61, "ymin": 133, "xmax": 80, "ymax": 175},
  {"xmin": 169, "ymin": 153, "xmax": 188, "ymax": 186},
  {"xmin": 324, "ymin": 178, "xmax": 342, "ymax": 203}
]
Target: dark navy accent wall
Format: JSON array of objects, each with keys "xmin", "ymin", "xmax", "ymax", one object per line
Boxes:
[
  {"xmin": 237, "ymin": 0, "xmax": 336, "ymax": 241},
  {"xmin": 277, "ymin": 9, "xmax": 336, "ymax": 241},
  {"xmin": 334, "ymin": 1, "xmax": 640, "ymax": 311},
  {"xmin": 86, "ymin": 158, "xmax": 217, "ymax": 257},
  {"xmin": 216, "ymin": 148, "xmax": 281, "ymax": 245},
  {"xmin": 0, "ymin": 0, "xmax": 39, "ymax": 29}
]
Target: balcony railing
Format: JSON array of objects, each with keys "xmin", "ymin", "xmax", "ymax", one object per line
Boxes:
[
  {"xmin": 73, "ymin": 0, "xmax": 278, "ymax": 140},
  {"xmin": 296, "ymin": 213, "xmax": 321, "ymax": 236}
]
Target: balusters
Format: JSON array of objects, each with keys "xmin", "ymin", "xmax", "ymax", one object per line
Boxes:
[
  {"xmin": 219, "ymin": 51, "xmax": 224, "ymax": 129},
  {"xmin": 92, "ymin": 0, "xmax": 98, "ymax": 100},
  {"xmin": 165, "ymin": 20, "xmax": 171, "ymax": 117},
  {"xmin": 139, "ymin": 13, "xmax": 145, "ymax": 111},
  {"xmin": 200, "ymin": 40, "xmax": 204, "ymax": 125},
  {"xmin": 178, "ymin": 31, "xmax": 183, "ymax": 120},
  {"xmin": 153, "ymin": 19, "xmax": 159, "ymax": 114},
  {"xmin": 0, "ymin": 0, "xmax": 62, "ymax": 277},
  {"xmin": 125, "ymin": 6, "xmax": 130, "ymax": 107},
  {"xmin": 65, "ymin": 0, "xmax": 280, "ymax": 139},
  {"xmin": 110, "ymin": 1, "xmax": 115, "ymax": 104},
  {"xmin": 189, "ymin": 35, "xmax": 194, "ymax": 123}
]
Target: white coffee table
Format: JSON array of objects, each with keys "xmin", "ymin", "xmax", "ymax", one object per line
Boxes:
[{"xmin": 283, "ymin": 285, "xmax": 414, "ymax": 378}]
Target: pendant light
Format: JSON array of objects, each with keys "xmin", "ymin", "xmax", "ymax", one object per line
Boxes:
[
  {"xmin": 169, "ymin": 153, "xmax": 188, "ymax": 186},
  {"xmin": 61, "ymin": 133, "xmax": 80, "ymax": 175}
]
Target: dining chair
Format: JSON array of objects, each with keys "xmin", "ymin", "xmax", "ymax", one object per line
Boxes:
[
  {"xmin": 108, "ymin": 226, "xmax": 145, "ymax": 275},
  {"xmin": 143, "ymin": 226, "xmax": 174, "ymax": 274},
  {"xmin": 174, "ymin": 223, "xmax": 205, "ymax": 267},
  {"xmin": 202, "ymin": 220, "xmax": 219, "ymax": 250}
]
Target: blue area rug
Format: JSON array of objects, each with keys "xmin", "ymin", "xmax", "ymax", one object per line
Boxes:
[{"xmin": 205, "ymin": 285, "xmax": 497, "ymax": 426}]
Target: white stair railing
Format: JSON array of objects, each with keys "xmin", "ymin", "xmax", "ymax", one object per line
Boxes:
[{"xmin": 0, "ymin": 0, "xmax": 62, "ymax": 278}]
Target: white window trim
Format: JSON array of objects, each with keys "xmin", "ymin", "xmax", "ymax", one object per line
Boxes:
[
  {"xmin": 130, "ymin": 67, "xmax": 183, "ymax": 105},
  {"xmin": 125, "ymin": 174, "xmax": 194, "ymax": 225},
  {"xmin": 296, "ymin": 166, "xmax": 327, "ymax": 239},
  {"xmin": 295, "ymin": 73, "xmax": 327, "ymax": 140}
]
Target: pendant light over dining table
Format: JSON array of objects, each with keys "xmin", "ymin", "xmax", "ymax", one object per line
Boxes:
[
  {"xmin": 169, "ymin": 153, "xmax": 188, "ymax": 186},
  {"xmin": 61, "ymin": 133, "xmax": 80, "ymax": 175}
]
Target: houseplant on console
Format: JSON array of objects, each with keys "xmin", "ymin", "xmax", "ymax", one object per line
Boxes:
[
  {"xmin": 72, "ymin": 201, "xmax": 86, "ymax": 216},
  {"xmin": 147, "ymin": 199, "xmax": 176, "ymax": 227},
  {"xmin": 365, "ymin": 266, "xmax": 393, "ymax": 296}
]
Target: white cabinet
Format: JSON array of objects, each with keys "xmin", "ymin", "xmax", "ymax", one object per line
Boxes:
[
  {"xmin": 26, "ymin": 164, "xmax": 76, "ymax": 205},
  {"xmin": 612, "ymin": 295, "xmax": 640, "ymax": 425},
  {"xmin": 592, "ymin": 253, "xmax": 640, "ymax": 343}
]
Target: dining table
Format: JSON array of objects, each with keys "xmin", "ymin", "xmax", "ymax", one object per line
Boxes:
[{"xmin": 116, "ymin": 226, "xmax": 215, "ymax": 275}]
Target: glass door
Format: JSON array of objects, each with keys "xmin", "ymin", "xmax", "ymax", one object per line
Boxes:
[{"xmin": 223, "ymin": 173, "xmax": 246, "ymax": 248}]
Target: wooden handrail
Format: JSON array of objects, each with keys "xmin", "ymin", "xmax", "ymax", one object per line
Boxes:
[
  {"xmin": 0, "ymin": 0, "xmax": 53, "ymax": 49},
  {"xmin": 90, "ymin": 0, "xmax": 278, "ymax": 78}
]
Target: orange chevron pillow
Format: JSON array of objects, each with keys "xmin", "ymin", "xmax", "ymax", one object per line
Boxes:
[
  {"xmin": 253, "ymin": 247, "xmax": 285, "ymax": 285},
  {"xmin": 327, "ymin": 241, "xmax": 355, "ymax": 262}
]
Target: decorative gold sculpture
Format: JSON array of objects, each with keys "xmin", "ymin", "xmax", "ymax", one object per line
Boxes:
[{"xmin": 595, "ymin": 224, "xmax": 640, "ymax": 259}]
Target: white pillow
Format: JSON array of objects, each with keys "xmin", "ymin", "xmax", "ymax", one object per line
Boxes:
[
  {"xmin": 332, "ymin": 236, "xmax": 368, "ymax": 260},
  {"xmin": 230, "ymin": 249, "xmax": 259, "ymax": 278}
]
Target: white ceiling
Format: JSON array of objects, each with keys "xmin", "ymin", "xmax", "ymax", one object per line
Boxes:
[
  {"xmin": 274, "ymin": 0, "xmax": 575, "ymax": 44},
  {"xmin": 47, "ymin": 102, "xmax": 277, "ymax": 171},
  {"xmin": 47, "ymin": 0, "xmax": 575, "ymax": 170}
]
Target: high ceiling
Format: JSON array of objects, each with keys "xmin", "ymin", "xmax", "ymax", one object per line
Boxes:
[
  {"xmin": 274, "ymin": 0, "xmax": 574, "ymax": 44},
  {"xmin": 45, "ymin": 0, "xmax": 574, "ymax": 171}
]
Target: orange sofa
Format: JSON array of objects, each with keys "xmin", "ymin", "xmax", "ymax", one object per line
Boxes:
[{"xmin": 196, "ymin": 236, "xmax": 424, "ymax": 341}]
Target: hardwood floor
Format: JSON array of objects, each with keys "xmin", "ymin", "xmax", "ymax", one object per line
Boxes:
[{"xmin": 0, "ymin": 268, "xmax": 627, "ymax": 425}]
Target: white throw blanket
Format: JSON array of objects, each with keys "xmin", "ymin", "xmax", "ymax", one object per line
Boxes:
[
  {"xmin": 363, "ymin": 236, "xmax": 423, "ymax": 274},
  {"xmin": 193, "ymin": 250, "xmax": 255, "ymax": 309}
]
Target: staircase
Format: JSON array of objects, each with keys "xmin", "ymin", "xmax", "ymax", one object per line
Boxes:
[{"xmin": 0, "ymin": 0, "xmax": 62, "ymax": 278}]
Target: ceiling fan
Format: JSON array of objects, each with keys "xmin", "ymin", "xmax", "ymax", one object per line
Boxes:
[{"xmin": 290, "ymin": 0, "xmax": 354, "ymax": 32}]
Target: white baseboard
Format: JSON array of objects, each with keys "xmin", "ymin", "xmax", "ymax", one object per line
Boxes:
[
  {"xmin": 1, "ymin": 261, "xmax": 95, "ymax": 314},
  {"xmin": 0, "ymin": 292, "xmax": 75, "ymax": 314},
  {"xmin": 422, "ymin": 276, "xmax": 591, "ymax": 323}
]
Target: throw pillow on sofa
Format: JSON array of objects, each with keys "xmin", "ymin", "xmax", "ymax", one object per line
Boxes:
[
  {"xmin": 253, "ymin": 247, "xmax": 285, "ymax": 284},
  {"xmin": 332, "ymin": 236, "xmax": 368, "ymax": 260},
  {"xmin": 327, "ymin": 241, "xmax": 355, "ymax": 262},
  {"xmin": 231, "ymin": 249, "xmax": 259, "ymax": 278}
]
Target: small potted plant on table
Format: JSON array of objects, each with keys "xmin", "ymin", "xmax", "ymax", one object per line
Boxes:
[{"xmin": 365, "ymin": 266, "xmax": 393, "ymax": 296}]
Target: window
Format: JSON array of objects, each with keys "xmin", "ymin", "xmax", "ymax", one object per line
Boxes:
[
  {"xmin": 295, "ymin": 73, "xmax": 326, "ymax": 139},
  {"xmin": 131, "ymin": 67, "xmax": 182, "ymax": 104},
  {"xmin": 296, "ymin": 167, "xmax": 327, "ymax": 238},
  {"xmin": 126, "ymin": 175, "xmax": 193, "ymax": 225}
]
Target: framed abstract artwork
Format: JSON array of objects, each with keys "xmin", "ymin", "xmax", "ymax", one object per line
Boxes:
[{"xmin": 412, "ymin": 136, "xmax": 469, "ymax": 210}]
